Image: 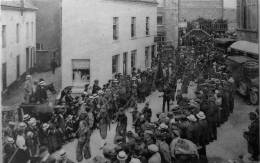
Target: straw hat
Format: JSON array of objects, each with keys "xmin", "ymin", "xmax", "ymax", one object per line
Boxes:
[
  {"xmin": 18, "ymin": 122, "xmax": 27, "ymax": 128},
  {"xmin": 26, "ymin": 75, "xmax": 32, "ymax": 80},
  {"xmin": 23, "ymin": 114, "xmax": 31, "ymax": 121},
  {"xmin": 6, "ymin": 137, "xmax": 14, "ymax": 143},
  {"xmin": 187, "ymin": 114, "xmax": 197, "ymax": 122},
  {"xmin": 148, "ymin": 144, "xmax": 159, "ymax": 152},
  {"xmin": 159, "ymin": 123, "xmax": 168, "ymax": 130},
  {"xmin": 129, "ymin": 158, "xmax": 141, "ymax": 163},
  {"xmin": 196, "ymin": 111, "xmax": 206, "ymax": 120},
  {"xmin": 42, "ymin": 123, "xmax": 50, "ymax": 130},
  {"xmin": 39, "ymin": 81, "xmax": 46, "ymax": 86},
  {"xmin": 117, "ymin": 151, "xmax": 127, "ymax": 161}
]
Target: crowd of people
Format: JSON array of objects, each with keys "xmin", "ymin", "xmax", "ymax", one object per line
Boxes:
[{"xmin": 2, "ymin": 36, "xmax": 259, "ymax": 163}]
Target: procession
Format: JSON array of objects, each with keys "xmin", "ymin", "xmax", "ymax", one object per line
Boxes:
[{"xmin": 1, "ymin": 0, "xmax": 259, "ymax": 163}]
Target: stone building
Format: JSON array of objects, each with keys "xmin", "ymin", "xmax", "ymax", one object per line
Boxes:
[
  {"xmin": 236, "ymin": 0, "xmax": 258, "ymax": 43},
  {"xmin": 179, "ymin": 0, "xmax": 224, "ymax": 21},
  {"xmin": 61, "ymin": 0, "xmax": 157, "ymax": 88},
  {"xmin": 157, "ymin": 0, "xmax": 179, "ymax": 48},
  {"xmin": 1, "ymin": 0, "xmax": 37, "ymax": 91}
]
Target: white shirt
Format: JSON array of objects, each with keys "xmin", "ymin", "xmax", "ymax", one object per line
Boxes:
[{"xmin": 16, "ymin": 135, "xmax": 26, "ymax": 150}]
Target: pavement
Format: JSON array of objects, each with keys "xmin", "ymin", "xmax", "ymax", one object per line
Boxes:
[{"xmin": 1, "ymin": 69, "xmax": 258, "ymax": 163}]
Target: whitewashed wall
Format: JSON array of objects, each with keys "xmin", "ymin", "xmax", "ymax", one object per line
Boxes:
[
  {"xmin": 2, "ymin": 9, "xmax": 36, "ymax": 89},
  {"xmin": 62, "ymin": 0, "xmax": 157, "ymax": 88}
]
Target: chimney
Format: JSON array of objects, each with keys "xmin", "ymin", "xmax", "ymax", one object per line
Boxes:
[{"xmin": 20, "ymin": 0, "xmax": 24, "ymax": 16}]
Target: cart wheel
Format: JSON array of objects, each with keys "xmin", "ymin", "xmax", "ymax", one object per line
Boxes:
[
  {"xmin": 249, "ymin": 90, "xmax": 259, "ymax": 105},
  {"xmin": 238, "ymin": 81, "xmax": 247, "ymax": 96}
]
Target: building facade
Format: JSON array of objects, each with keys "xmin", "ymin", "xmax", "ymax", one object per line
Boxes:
[
  {"xmin": 179, "ymin": 0, "xmax": 224, "ymax": 21},
  {"xmin": 61, "ymin": 0, "xmax": 157, "ymax": 88},
  {"xmin": 1, "ymin": 1, "xmax": 37, "ymax": 91},
  {"xmin": 157, "ymin": 0, "xmax": 179, "ymax": 48},
  {"xmin": 237, "ymin": 0, "xmax": 258, "ymax": 43},
  {"xmin": 29, "ymin": 0, "xmax": 62, "ymax": 66}
]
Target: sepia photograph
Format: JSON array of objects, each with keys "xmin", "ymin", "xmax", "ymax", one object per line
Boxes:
[{"xmin": 1, "ymin": 0, "xmax": 259, "ymax": 163}]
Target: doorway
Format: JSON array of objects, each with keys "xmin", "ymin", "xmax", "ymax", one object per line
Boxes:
[
  {"xmin": 26, "ymin": 47, "xmax": 30, "ymax": 71},
  {"xmin": 123, "ymin": 52, "xmax": 128, "ymax": 75}
]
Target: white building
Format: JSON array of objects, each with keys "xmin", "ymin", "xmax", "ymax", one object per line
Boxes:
[
  {"xmin": 1, "ymin": 0, "xmax": 37, "ymax": 91},
  {"xmin": 61, "ymin": 0, "xmax": 158, "ymax": 88}
]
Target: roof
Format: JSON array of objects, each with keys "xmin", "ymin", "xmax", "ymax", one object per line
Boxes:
[
  {"xmin": 110, "ymin": 0, "xmax": 158, "ymax": 5},
  {"xmin": 214, "ymin": 38, "xmax": 236, "ymax": 44},
  {"xmin": 230, "ymin": 41, "xmax": 259, "ymax": 55},
  {"xmin": 227, "ymin": 55, "xmax": 256, "ymax": 64},
  {"xmin": 1, "ymin": 0, "xmax": 38, "ymax": 11}
]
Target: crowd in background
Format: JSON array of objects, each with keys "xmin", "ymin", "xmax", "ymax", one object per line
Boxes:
[{"xmin": 2, "ymin": 34, "xmax": 259, "ymax": 163}]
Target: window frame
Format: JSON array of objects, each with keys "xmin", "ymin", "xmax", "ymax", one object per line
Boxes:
[
  {"xmin": 113, "ymin": 17, "xmax": 119, "ymax": 40},
  {"xmin": 146, "ymin": 17, "xmax": 150, "ymax": 36},
  {"xmin": 2, "ymin": 25, "xmax": 6, "ymax": 48},
  {"xmin": 16, "ymin": 23, "xmax": 20, "ymax": 43},
  {"xmin": 131, "ymin": 17, "xmax": 136, "ymax": 38},
  {"xmin": 157, "ymin": 16, "xmax": 163, "ymax": 25}
]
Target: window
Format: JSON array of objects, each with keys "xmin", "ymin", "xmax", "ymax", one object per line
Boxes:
[
  {"xmin": 16, "ymin": 24, "xmax": 20, "ymax": 43},
  {"xmin": 131, "ymin": 50, "xmax": 137, "ymax": 69},
  {"xmin": 146, "ymin": 17, "xmax": 150, "ymax": 36},
  {"xmin": 145, "ymin": 46, "xmax": 150, "ymax": 67},
  {"xmin": 2, "ymin": 25, "xmax": 6, "ymax": 48},
  {"xmin": 113, "ymin": 17, "xmax": 119, "ymax": 40},
  {"xmin": 26, "ymin": 22, "xmax": 29, "ymax": 40},
  {"xmin": 151, "ymin": 45, "xmax": 155, "ymax": 59},
  {"xmin": 131, "ymin": 17, "xmax": 136, "ymax": 38},
  {"xmin": 157, "ymin": 16, "xmax": 163, "ymax": 25},
  {"xmin": 241, "ymin": 0, "xmax": 247, "ymax": 29},
  {"xmin": 31, "ymin": 22, "xmax": 34, "ymax": 41},
  {"xmin": 72, "ymin": 59, "xmax": 90, "ymax": 85},
  {"xmin": 112, "ymin": 55, "xmax": 119, "ymax": 74}
]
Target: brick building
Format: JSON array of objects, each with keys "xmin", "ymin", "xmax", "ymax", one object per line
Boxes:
[{"xmin": 179, "ymin": 0, "xmax": 224, "ymax": 21}]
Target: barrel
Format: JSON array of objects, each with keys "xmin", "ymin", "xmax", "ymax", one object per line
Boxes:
[{"xmin": 243, "ymin": 61, "xmax": 259, "ymax": 78}]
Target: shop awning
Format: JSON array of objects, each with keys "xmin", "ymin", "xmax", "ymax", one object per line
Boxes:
[
  {"xmin": 230, "ymin": 41, "xmax": 259, "ymax": 55},
  {"xmin": 214, "ymin": 38, "xmax": 236, "ymax": 44}
]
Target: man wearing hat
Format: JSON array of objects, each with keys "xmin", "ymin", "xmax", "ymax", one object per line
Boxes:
[
  {"xmin": 244, "ymin": 112, "xmax": 259, "ymax": 161},
  {"xmin": 115, "ymin": 108, "xmax": 128, "ymax": 143},
  {"xmin": 196, "ymin": 111, "xmax": 209, "ymax": 163},
  {"xmin": 186, "ymin": 114, "xmax": 200, "ymax": 145},
  {"xmin": 142, "ymin": 102, "xmax": 152, "ymax": 122},
  {"xmin": 147, "ymin": 144, "xmax": 161, "ymax": 163},
  {"xmin": 92, "ymin": 79, "xmax": 101, "ymax": 94},
  {"xmin": 156, "ymin": 132, "xmax": 171, "ymax": 163},
  {"xmin": 36, "ymin": 79, "xmax": 48, "ymax": 104},
  {"xmin": 4, "ymin": 121, "xmax": 16, "ymax": 139},
  {"xmin": 76, "ymin": 116, "xmax": 91, "ymax": 162},
  {"xmin": 24, "ymin": 74, "xmax": 33, "ymax": 104},
  {"xmin": 3, "ymin": 137, "xmax": 16, "ymax": 163},
  {"xmin": 117, "ymin": 151, "xmax": 128, "ymax": 163}
]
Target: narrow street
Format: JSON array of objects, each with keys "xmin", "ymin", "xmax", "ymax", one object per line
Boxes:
[
  {"xmin": 63, "ymin": 91, "xmax": 255, "ymax": 163},
  {"xmin": 2, "ymin": 69, "xmax": 256, "ymax": 163}
]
